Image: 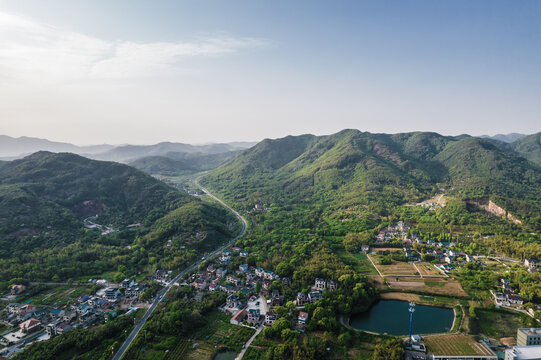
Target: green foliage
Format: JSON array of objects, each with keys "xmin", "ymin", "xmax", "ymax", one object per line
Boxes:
[
  {"xmin": 372, "ymin": 338, "xmax": 404, "ymax": 360},
  {"xmin": 0, "ymin": 152, "xmax": 235, "ymax": 282},
  {"xmin": 343, "ymin": 232, "xmax": 372, "ymax": 253},
  {"xmin": 510, "ymin": 132, "xmax": 541, "ymax": 165}
]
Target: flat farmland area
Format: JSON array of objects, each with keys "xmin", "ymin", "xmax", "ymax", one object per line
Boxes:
[
  {"xmin": 424, "ymin": 334, "xmax": 495, "ymax": 357},
  {"xmin": 416, "ymin": 262, "xmax": 444, "ymax": 277},
  {"xmin": 369, "ymin": 255, "xmax": 419, "ymax": 275},
  {"xmin": 386, "ymin": 277, "xmax": 468, "ymax": 297},
  {"xmin": 373, "ymin": 248, "xmax": 402, "ymax": 253}
]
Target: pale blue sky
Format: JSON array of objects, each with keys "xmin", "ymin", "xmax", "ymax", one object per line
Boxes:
[{"xmin": 0, "ymin": 0, "xmax": 539, "ymax": 144}]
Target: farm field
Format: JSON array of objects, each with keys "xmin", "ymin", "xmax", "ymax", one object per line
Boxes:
[
  {"xmin": 369, "ymin": 255, "xmax": 418, "ymax": 275},
  {"xmin": 416, "ymin": 263, "xmax": 444, "ymax": 277},
  {"xmin": 424, "ymin": 334, "xmax": 495, "ymax": 357},
  {"xmin": 185, "ymin": 311, "xmax": 254, "ymax": 360},
  {"xmin": 384, "ymin": 278, "xmax": 469, "ymax": 297},
  {"xmin": 16, "ymin": 285, "xmax": 94, "ymax": 307}
]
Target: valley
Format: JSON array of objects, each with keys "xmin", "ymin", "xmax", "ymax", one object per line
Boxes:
[{"xmin": 0, "ymin": 130, "xmax": 540, "ymax": 360}]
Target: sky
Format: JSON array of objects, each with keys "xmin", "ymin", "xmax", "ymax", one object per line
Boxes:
[{"xmin": 0, "ymin": 0, "xmax": 539, "ymax": 145}]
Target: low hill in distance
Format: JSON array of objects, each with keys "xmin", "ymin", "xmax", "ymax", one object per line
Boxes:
[
  {"xmin": 91, "ymin": 141, "xmax": 255, "ymax": 163},
  {"xmin": 0, "ymin": 135, "xmax": 256, "ymax": 162},
  {"xmin": 480, "ymin": 133, "xmax": 526, "ymax": 143},
  {"xmin": 129, "ymin": 150, "xmax": 240, "ymax": 176}
]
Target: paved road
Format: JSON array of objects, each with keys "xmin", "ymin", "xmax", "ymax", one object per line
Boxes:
[
  {"xmin": 235, "ymin": 294, "xmax": 269, "ymax": 360},
  {"xmin": 112, "ymin": 182, "xmax": 247, "ymax": 360}
]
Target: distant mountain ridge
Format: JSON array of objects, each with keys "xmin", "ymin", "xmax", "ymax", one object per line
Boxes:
[
  {"xmin": 480, "ymin": 133, "xmax": 526, "ymax": 143},
  {"xmin": 0, "ymin": 135, "xmax": 256, "ymax": 162},
  {"xmin": 91, "ymin": 141, "xmax": 253, "ymax": 163},
  {"xmin": 0, "ymin": 135, "xmax": 114, "ymax": 159},
  {"xmin": 129, "ymin": 150, "xmax": 241, "ymax": 176}
]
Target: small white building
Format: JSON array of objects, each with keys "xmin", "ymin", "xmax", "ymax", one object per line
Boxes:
[{"xmin": 505, "ymin": 345, "xmax": 541, "ymax": 360}]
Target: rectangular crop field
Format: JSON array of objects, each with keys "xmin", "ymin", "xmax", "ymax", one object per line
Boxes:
[{"xmin": 424, "ymin": 334, "xmax": 495, "ymax": 356}]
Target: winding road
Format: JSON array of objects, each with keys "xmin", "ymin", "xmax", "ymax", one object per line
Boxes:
[{"xmin": 112, "ymin": 181, "xmax": 247, "ymax": 360}]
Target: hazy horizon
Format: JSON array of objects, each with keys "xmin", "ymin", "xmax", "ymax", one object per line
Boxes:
[
  {"xmin": 0, "ymin": 129, "xmax": 536, "ymax": 148},
  {"xmin": 1, "ymin": 0, "xmax": 540, "ymax": 145}
]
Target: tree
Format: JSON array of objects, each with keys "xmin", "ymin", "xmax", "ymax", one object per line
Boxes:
[
  {"xmin": 469, "ymin": 306, "xmax": 476, "ymax": 319},
  {"xmin": 372, "ymin": 338, "xmax": 404, "ymax": 360},
  {"xmin": 343, "ymin": 232, "xmax": 372, "ymax": 253},
  {"xmin": 113, "ymin": 272, "xmax": 126, "ymax": 283},
  {"xmin": 281, "ymin": 328, "xmax": 298, "ymax": 342}
]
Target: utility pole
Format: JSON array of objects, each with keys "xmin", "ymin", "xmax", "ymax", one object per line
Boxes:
[{"xmin": 408, "ymin": 302, "xmax": 416, "ymax": 347}]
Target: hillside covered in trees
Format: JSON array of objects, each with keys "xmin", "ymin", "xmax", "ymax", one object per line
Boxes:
[
  {"xmin": 202, "ymin": 130, "xmax": 541, "ymax": 231},
  {"xmin": 0, "ymin": 152, "xmax": 236, "ymax": 283}
]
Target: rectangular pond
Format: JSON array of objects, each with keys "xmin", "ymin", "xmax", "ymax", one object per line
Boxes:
[{"xmin": 349, "ymin": 300, "xmax": 454, "ymax": 335}]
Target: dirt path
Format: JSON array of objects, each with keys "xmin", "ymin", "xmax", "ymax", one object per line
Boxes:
[
  {"xmin": 413, "ymin": 263, "xmax": 423, "ymax": 278},
  {"xmin": 235, "ymin": 324, "xmax": 263, "ymax": 360}
]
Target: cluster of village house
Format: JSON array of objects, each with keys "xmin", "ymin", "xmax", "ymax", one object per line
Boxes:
[
  {"xmin": 0, "ymin": 270, "xmax": 171, "ymax": 357},
  {"xmin": 493, "ymin": 278, "xmax": 525, "ymax": 308},
  {"xmin": 375, "ymin": 221, "xmax": 473, "ymax": 271},
  {"xmin": 226, "ymin": 277, "xmax": 337, "ymax": 332},
  {"xmin": 188, "ymin": 248, "xmax": 337, "ymax": 331},
  {"xmin": 375, "ymin": 222, "xmax": 541, "ymax": 275}
]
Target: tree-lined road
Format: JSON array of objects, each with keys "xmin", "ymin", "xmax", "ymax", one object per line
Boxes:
[{"xmin": 112, "ymin": 181, "xmax": 246, "ymax": 360}]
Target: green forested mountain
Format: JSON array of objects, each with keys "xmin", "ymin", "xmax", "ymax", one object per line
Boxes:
[
  {"xmin": 129, "ymin": 150, "xmax": 240, "ymax": 176},
  {"xmin": 0, "ymin": 152, "xmax": 235, "ymax": 282},
  {"xmin": 510, "ymin": 132, "xmax": 541, "ymax": 165},
  {"xmin": 202, "ymin": 130, "xmax": 541, "ymax": 230}
]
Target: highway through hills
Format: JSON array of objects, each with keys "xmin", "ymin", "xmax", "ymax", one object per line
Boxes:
[{"xmin": 112, "ymin": 181, "xmax": 246, "ymax": 360}]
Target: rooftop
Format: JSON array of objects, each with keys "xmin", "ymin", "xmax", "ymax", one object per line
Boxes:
[
  {"xmin": 507, "ymin": 345, "xmax": 541, "ymax": 360},
  {"xmin": 519, "ymin": 328, "xmax": 541, "ymax": 335}
]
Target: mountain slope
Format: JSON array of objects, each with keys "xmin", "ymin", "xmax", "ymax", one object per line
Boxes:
[
  {"xmin": 510, "ymin": 132, "xmax": 541, "ymax": 165},
  {"xmin": 202, "ymin": 130, "xmax": 541, "ymax": 230},
  {"xmin": 0, "ymin": 152, "xmax": 233, "ymax": 257}
]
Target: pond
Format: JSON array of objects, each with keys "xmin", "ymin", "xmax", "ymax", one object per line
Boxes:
[
  {"xmin": 349, "ymin": 300, "xmax": 454, "ymax": 335},
  {"xmin": 213, "ymin": 351, "xmax": 237, "ymax": 360}
]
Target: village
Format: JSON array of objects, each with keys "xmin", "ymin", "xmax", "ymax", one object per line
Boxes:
[
  {"xmin": 184, "ymin": 247, "xmax": 337, "ymax": 333},
  {"xmin": 1, "ymin": 220, "xmax": 539, "ymax": 359},
  {"xmin": 0, "ymin": 269, "xmax": 172, "ymax": 358},
  {"xmin": 373, "ymin": 221, "xmax": 538, "ymax": 309}
]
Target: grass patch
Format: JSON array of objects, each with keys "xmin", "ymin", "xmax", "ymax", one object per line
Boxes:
[
  {"xmin": 336, "ymin": 250, "xmax": 378, "ymax": 275},
  {"xmin": 471, "ymin": 309, "xmax": 540, "ymax": 338},
  {"xmin": 424, "ymin": 281, "xmax": 446, "ymax": 287}
]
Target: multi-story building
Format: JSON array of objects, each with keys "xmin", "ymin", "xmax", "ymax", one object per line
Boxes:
[{"xmin": 518, "ymin": 328, "xmax": 541, "ymax": 346}]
